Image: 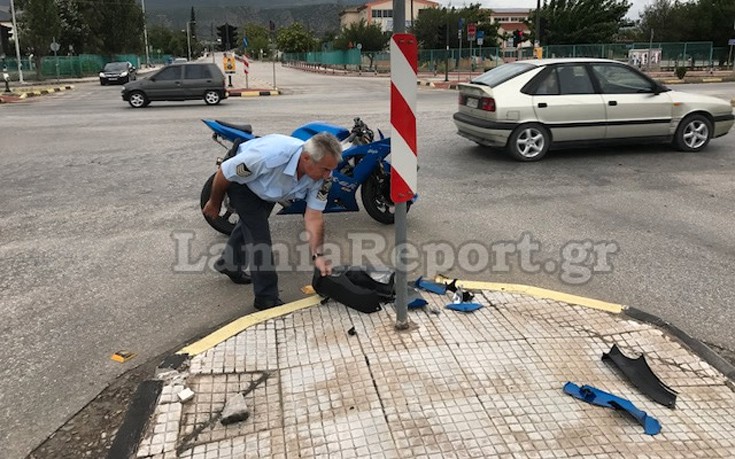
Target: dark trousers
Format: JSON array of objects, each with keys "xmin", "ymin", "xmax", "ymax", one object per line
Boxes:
[{"xmin": 220, "ymin": 183, "xmax": 278, "ymax": 300}]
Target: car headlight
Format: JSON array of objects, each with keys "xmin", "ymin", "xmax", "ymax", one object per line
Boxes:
[
  {"xmin": 99, "ymin": 72, "xmax": 104, "ymax": 77},
  {"xmin": 120, "ymin": 71, "xmax": 128, "ymax": 77}
]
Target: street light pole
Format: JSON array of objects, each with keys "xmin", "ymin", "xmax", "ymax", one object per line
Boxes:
[
  {"xmin": 186, "ymin": 22, "xmax": 192, "ymax": 61},
  {"xmin": 535, "ymin": 0, "xmax": 541, "ymax": 49},
  {"xmin": 9, "ymin": 0, "xmax": 23, "ymax": 83},
  {"xmin": 141, "ymin": 0, "xmax": 151, "ymax": 67}
]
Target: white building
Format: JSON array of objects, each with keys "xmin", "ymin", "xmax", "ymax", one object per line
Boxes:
[
  {"xmin": 490, "ymin": 8, "xmax": 532, "ymax": 48},
  {"xmin": 340, "ymin": 0, "xmax": 440, "ymax": 32}
]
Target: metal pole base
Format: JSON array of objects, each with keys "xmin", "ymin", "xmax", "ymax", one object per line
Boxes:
[{"xmin": 394, "ymin": 320, "xmax": 411, "ymax": 331}]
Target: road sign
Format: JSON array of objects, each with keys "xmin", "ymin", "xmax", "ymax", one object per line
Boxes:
[
  {"xmin": 477, "ymin": 30, "xmax": 484, "ymax": 46},
  {"xmin": 389, "ymin": 33, "xmax": 417, "ymax": 204},
  {"xmin": 223, "ymin": 55, "xmax": 235, "ymax": 73},
  {"xmin": 50, "ymin": 40, "xmax": 60, "ymax": 52},
  {"xmin": 467, "ymin": 23, "xmax": 476, "ymax": 41},
  {"xmin": 729, "ymin": 39, "xmax": 735, "ymax": 46}
]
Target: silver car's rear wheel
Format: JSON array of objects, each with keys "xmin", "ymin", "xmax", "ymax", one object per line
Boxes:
[
  {"xmin": 204, "ymin": 90, "xmax": 221, "ymax": 105},
  {"xmin": 674, "ymin": 114, "xmax": 711, "ymax": 152},
  {"xmin": 507, "ymin": 123, "xmax": 551, "ymax": 161},
  {"xmin": 128, "ymin": 91, "xmax": 148, "ymax": 108}
]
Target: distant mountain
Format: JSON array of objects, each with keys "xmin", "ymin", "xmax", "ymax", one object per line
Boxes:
[{"xmin": 0, "ymin": 0, "xmax": 365, "ymax": 35}]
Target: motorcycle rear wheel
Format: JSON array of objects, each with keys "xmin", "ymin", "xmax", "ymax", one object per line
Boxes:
[
  {"xmin": 360, "ymin": 171, "xmax": 410, "ymax": 225},
  {"xmin": 200, "ymin": 173, "xmax": 238, "ymax": 235}
]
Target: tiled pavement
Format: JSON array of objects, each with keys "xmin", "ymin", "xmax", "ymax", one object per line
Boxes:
[{"xmin": 125, "ymin": 282, "xmax": 735, "ymax": 458}]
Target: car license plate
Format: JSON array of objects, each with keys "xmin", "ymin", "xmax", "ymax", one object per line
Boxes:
[{"xmin": 466, "ymin": 97, "xmax": 478, "ymax": 109}]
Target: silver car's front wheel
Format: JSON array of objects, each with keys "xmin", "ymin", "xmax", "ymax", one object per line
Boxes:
[
  {"xmin": 507, "ymin": 123, "xmax": 551, "ymax": 161},
  {"xmin": 674, "ymin": 114, "xmax": 711, "ymax": 152}
]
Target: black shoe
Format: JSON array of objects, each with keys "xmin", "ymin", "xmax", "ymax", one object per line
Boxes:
[
  {"xmin": 214, "ymin": 260, "xmax": 251, "ymax": 285},
  {"xmin": 253, "ymin": 297, "xmax": 285, "ymax": 311}
]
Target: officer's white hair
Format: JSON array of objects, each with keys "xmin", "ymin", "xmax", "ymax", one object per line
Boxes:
[{"xmin": 304, "ymin": 132, "xmax": 342, "ymax": 163}]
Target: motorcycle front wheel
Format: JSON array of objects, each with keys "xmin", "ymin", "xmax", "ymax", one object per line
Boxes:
[
  {"xmin": 200, "ymin": 173, "xmax": 238, "ymax": 236},
  {"xmin": 360, "ymin": 171, "xmax": 411, "ymax": 225}
]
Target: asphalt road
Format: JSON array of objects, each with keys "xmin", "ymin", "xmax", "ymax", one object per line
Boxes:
[{"xmin": 1, "ymin": 61, "xmax": 734, "ymax": 458}]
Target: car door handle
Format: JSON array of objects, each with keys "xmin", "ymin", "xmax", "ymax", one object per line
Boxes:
[
  {"xmin": 608, "ymin": 100, "xmax": 618, "ymax": 106},
  {"xmin": 537, "ymin": 102, "xmax": 547, "ymax": 108}
]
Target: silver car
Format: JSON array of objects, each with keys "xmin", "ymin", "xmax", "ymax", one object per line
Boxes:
[{"xmin": 453, "ymin": 58, "xmax": 735, "ymax": 161}]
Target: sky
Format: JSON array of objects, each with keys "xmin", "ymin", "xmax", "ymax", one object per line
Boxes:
[{"xmin": 436, "ymin": 0, "xmax": 653, "ymax": 20}]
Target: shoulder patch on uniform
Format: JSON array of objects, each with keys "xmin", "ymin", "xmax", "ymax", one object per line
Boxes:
[
  {"xmin": 236, "ymin": 163, "xmax": 251, "ymax": 178},
  {"xmin": 316, "ymin": 178, "xmax": 333, "ymax": 201}
]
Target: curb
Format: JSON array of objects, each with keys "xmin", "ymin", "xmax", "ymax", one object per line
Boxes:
[
  {"xmin": 177, "ymin": 295, "xmax": 322, "ymax": 356},
  {"xmin": 227, "ymin": 89, "xmax": 280, "ymax": 97},
  {"xmin": 17, "ymin": 85, "xmax": 75, "ymax": 99}
]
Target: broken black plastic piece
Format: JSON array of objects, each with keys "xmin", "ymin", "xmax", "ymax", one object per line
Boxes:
[
  {"xmin": 347, "ymin": 326, "xmax": 357, "ymax": 336},
  {"xmin": 445, "ymin": 279, "xmax": 458, "ymax": 293},
  {"xmin": 602, "ymin": 344, "xmax": 677, "ymax": 409}
]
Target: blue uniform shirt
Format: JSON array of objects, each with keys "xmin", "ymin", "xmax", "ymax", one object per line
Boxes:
[{"xmin": 221, "ymin": 134, "xmax": 330, "ymax": 211}]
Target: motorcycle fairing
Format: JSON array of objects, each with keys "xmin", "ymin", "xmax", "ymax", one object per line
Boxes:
[
  {"xmin": 291, "ymin": 122, "xmax": 351, "ymax": 142},
  {"xmin": 202, "ymin": 119, "xmax": 255, "ymax": 142}
]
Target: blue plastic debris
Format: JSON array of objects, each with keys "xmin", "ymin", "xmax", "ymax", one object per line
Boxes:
[
  {"xmin": 446, "ymin": 302, "xmax": 483, "ymax": 312},
  {"xmin": 413, "ymin": 276, "xmax": 447, "ymax": 295},
  {"xmin": 408, "ymin": 298, "xmax": 428, "ymax": 309},
  {"xmin": 563, "ymin": 382, "xmax": 661, "ymax": 435}
]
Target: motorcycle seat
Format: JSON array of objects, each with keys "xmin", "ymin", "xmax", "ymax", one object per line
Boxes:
[{"xmin": 215, "ymin": 120, "xmax": 253, "ymax": 134}]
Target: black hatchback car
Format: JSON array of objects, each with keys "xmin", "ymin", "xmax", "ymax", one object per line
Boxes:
[
  {"xmin": 99, "ymin": 61, "xmax": 136, "ymax": 85},
  {"xmin": 121, "ymin": 62, "xmax": 227, "ymax": 108}
]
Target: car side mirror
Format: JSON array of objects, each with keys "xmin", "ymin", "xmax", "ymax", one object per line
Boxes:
[
  {"xmin": 131, "ymin": 67, "xmax": 136, "ymax": 72},
  {"xmin": 149, "ymin": 76, "xmax": 156, "ymax": 82}
]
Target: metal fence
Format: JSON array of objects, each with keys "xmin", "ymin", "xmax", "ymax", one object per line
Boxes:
[
  {"xmin": 1, "ymin": 53, "xmax": 173, "ymax": 80},
  {"xmin": 283, "ymin": 41, "xmax": 728, "ymax": 73}
]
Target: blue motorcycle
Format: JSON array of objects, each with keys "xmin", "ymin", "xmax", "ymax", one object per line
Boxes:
[{"xmin": 200, "ymin": 117, "xmax": 414, "ymax": 235}]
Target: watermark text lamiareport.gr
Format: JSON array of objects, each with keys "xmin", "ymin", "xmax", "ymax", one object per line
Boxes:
[{"xmin": 172, "ymin": 231, "xmax": 618, "ymax": 285}]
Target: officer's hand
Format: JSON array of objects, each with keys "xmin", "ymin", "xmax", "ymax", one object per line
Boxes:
[
  {"xmin": 202, "ymin": 200, "xmax": 221, "ymax": 220},
  {"xmin": 314, "ymin": 256, "xmax": 332, "ymax": 277}
]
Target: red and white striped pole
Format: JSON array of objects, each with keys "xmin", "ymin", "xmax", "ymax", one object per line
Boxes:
[
  {"xmin": 390, "ymin": 31, "xmax": 417, "ymax": 329},
  {"xmin": 390, "ymin": 34, "xmax": 418, "ymax": 204}
]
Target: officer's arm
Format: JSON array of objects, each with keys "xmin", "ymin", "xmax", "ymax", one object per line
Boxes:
[
  {"xmin": 304, "ymin": 208, "xmax": 331, "ymax": 276},
  {"xmin": 304, "ymin": 207, "xmax": 325, "ymax": 256},
  {"xmin": 202, "ymin": 169, "xmax": 231, "ymax": 219}
]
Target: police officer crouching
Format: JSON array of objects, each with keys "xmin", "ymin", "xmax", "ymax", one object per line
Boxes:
[{"xmin": 202, "ymin": 132, "xmax": 342, "ymax": 310}]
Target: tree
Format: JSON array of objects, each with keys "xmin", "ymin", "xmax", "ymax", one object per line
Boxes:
[
  {"xmin": 413, "ymin": 5, "xmax": 499, "ymax": 50},
  {"xmin": 276, "ymin": 22, "xmax": 317, "ymax": 53},
  {"xmin": 56, "ymin": 0, "xmax": 90, "ymax": 55},
  {"xmin": 538, "ymin": 0, "xmax": 631, "ymax": 45},
  {"xmin": 241, "ymin": 23, "xmax": 269, "ymax": 59},
  {"xmin": 62, "ymin": 0, "xmax": 143, "ymax": 55},
  {"xmin": 148, "ymin": 24, "xmax": 186, "ymax": 57},
  {"xmin": 16, "ymin": 0, "xmax": 60, "ymax": 79},
  {"xmin": 334, "ymin": 19, "xmax": 390, "ymax": 69}
]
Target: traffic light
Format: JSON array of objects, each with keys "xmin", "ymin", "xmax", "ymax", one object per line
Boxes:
[
  {"xmin": 438, "ymin": 24, "xmax": 448, "ymax": 46},
  {"xmin": 513, "ymin": 29, "xmax": 524, "ymax": 47},
  {"xmin": 216, "ymin": 23, "xmax": 238, "ymax": 51}
]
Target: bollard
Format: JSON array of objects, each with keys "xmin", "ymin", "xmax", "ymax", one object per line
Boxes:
[{"xmin": 3, "ymin": 71, "xmax": 11, "ymax": 94}]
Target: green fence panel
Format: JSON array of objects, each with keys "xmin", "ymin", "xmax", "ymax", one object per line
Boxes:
[{"xmin": 282, "ymin": 49, "xmax": 360, "ymax": 66}]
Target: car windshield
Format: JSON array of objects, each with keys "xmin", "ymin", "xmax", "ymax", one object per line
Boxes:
[
  {"xmin": 471, "ymin": 62, "xmax": 537, "ymax": 87},
  {"xmin": 104, "ymin": 62, "xmax": 128, "ymax": 71}
]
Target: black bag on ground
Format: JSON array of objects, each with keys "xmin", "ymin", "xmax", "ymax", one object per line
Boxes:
[{"xmin": 312, "ymin": 266, "xmax": 394, "ymax": 314}]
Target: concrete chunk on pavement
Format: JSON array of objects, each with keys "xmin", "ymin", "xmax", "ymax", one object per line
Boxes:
[{"xmin": 220, "ymin": 392, "xmax": 249, "ymax": 425}]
